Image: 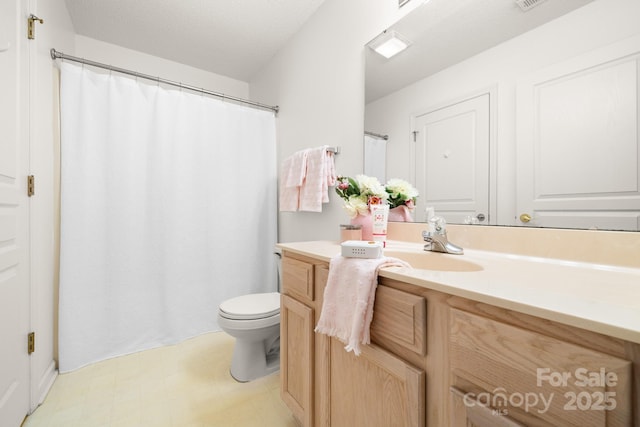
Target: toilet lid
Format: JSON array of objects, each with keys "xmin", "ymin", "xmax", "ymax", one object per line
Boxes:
[{"xmin": 219, "ymin": 292, "xmax": 280, "ymax": 320}]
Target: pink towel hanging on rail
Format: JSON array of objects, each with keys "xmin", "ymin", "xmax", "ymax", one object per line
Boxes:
[
  {"xmin": 279, "ymin": 149, "xmax": 308, "ymax": 212},
  {"xmin": 279, "ymin": 145, "xmax": 336, "ymax": 212}
]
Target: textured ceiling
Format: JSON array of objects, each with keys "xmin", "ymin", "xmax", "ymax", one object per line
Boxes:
[{"xmin": 64, "ymin": 0, "xmax": 326, "ymax": 81}]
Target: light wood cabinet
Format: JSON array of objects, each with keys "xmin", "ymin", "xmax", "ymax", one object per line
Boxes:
[
  {"xmin": 449, "ymin": 309, "xmax": 632, "ymax": 427},
  {"xmin": 450, "ymin": 386, "xmax": 526, "ymax": 427},
  {"xmin": 370, "ymin": 284, "xmax": 426, "ymax": 356},
  {"xmin": 280, "ymin": 255, "xmax": 316, "ymax": 427},
  {"xmin": 282, "ymin": 256, "xmax": 314, "ymax": 304},
  {"xmin": 281, "ymin": 294, "xmax": 314, "ymax": 427},
  {"xmin": 324, "ymin": 338, "xmax": 425, "ymax": 427},
  {"xmin": 281, "ymin": 252, "xmax": 427, "ymax": 427},
  {"xmin": 280, "ymin": 252, "xmax": 638, "ymax": 426}
]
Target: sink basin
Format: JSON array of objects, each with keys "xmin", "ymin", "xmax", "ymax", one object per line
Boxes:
[{"xmin": 385, "ymin": 250, "xmax": 483, "ymax": 272}]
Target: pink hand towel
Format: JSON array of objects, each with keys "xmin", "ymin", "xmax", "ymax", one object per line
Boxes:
[
  {"xmin": 299, "ymin": 145, "xmax": 336, "ymax": 212},
  {"xmin": 315, "ymin": 254, "xmax": 410, "ymax": 355},
  {"xmin": 323, "ymin": 149, "xmax": 337, "ymax": 202},
  {"xmin": 279, "ymin": 149, "xmax": 309, "ymax": 212},
  {"xmin": 285, "ymin": 149, "xmax": 308, "ymax": 187}
]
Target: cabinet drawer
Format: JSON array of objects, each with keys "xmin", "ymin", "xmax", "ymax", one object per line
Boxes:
[
  {"xmin": 449, "ymin": 309, "xmax": 631, "ymax": 426},
  {"xmin": 450, "ymin": 386, "xmax": 525, "ymax": 427},
  {"xmin": 282, "ymin": 256, "xmax": 314, "ymax": 304},
  {"xmin": 370, "ymin": 285, "xmax": 426, "ymax": 355}
]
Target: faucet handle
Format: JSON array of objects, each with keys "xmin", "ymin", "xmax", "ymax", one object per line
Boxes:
[
  {"xmin": 422, "ymin": 229, "xmax": 445, "ymax": 242},
  {"xmin": 428, "ymin": 215, "xmax": 447, "ymax": 234}
]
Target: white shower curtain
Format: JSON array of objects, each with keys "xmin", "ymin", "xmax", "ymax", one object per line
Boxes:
[
  {"xmin": 58, "ymin": 62, "xmax": 277, "ymax": 372},
  {"xmin": 364, "ymin": 134, "xmax": 387, "ymax": 183}
]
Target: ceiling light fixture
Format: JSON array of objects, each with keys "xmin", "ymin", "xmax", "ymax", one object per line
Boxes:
[{"xmin": 367, "ymin": 30, "xmax": 412, "ymax": 59}]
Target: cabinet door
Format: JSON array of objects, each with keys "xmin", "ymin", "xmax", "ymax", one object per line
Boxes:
[
  {"xmin": 327, "ymin": 339, "xmax": 425, "ymax": 427},
  {"xmin": 280, "ymin": 294, "xmax": 314, "ymax": 427}
]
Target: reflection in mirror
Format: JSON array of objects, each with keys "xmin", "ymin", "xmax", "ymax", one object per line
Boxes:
[
  {"xmin": 363, "ymin": 132, "xmax": 388, "ymax": 184},
  {"xmin": 364, "ymin": 0, "xmax": 640, "ymax": 231}
]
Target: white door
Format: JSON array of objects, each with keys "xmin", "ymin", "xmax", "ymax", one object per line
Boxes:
[
  {"xmin": 0, "ymin": 1, "xmax": 31, "ymax": 426},
  {"xmin": 414, "ymin": 93, "xmax": 490, "ymax": 223},
  {"xmin": 516, "ymin": 37, "xmax": 640, "ymax": 230}
]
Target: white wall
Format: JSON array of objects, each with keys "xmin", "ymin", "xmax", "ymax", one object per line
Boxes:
[
  {"xmin": 250, "ymin": 0, "xmax": 420, "ymax": 243},
  {"xmin": 74, "ymin": 35, "xmax": 249, "ymax": 99},
  {"xmin": 365, "ymin": 0, "xmax": 640, "ymax": 226}
]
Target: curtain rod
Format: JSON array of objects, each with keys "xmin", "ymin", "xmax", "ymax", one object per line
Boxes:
[
  {"xmin": 50, "ymin": 48, "xmax": 279, "ymax": 114},
  {"xmin": 365, "ymin": 131, "xmax": 389, "ymax": 140}
]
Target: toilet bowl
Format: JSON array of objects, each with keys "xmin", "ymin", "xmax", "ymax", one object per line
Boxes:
[{"xmin": 217, "ymin": 292, "xmax": 281, "ymax": 382}]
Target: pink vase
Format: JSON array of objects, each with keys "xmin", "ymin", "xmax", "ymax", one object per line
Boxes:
[
  {"xmin": 388, "ymin": 205, "xmax": 414, "ymax": 222},
  {"xmin": 350, "ymin": 214, "xmax": 373, "ymax": 240}
]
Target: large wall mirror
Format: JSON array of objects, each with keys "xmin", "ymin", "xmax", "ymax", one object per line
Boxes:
[{"xmin": 364, "ymin": 0, "xmax": 640, "ymax": 231}]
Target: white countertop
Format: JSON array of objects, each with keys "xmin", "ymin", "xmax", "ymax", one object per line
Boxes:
[{"xmin": 277, "ymin": 240, "xmax": 640, "ymax": 344}]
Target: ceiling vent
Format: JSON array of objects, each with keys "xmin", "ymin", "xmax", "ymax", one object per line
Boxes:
[{"xmin": 515, "ymin": 0, "xmax": 548, "ymax": 12}]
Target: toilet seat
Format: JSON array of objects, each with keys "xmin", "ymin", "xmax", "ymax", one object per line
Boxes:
[{"xmin": 219, "ymin": 292, "xmax": 280, "ymax": 320}]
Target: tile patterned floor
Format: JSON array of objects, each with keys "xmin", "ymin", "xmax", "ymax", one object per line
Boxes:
[{"xmin": 23, "ymin": 332, "xmax": 298, "ymax": 427}]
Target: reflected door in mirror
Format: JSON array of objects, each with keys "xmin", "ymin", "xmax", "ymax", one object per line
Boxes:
[
  {"xmin": 414, "ymin": 93, "xmax": 490, "ymax": 223},
  {"xmin": 516, "ymin": 37, "xmax": 640, "ymax": 231}
]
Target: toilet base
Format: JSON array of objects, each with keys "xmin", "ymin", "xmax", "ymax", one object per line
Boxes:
[
  {"xmin": 230, "ymin": 335, "xmax": 280, "ymax": 382},
  {"xmin": 217, "ymin": 295, "xmax": 281, "ymax": 383}
]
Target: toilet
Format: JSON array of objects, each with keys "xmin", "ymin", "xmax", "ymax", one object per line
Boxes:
[{"xmin": 217, "ymin": 292, "xmax": 281, "ymax": 382}]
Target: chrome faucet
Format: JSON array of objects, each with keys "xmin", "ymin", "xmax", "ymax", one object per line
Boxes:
[{"xmin": 422, "ymin": 216, "xmax": 464, "ymax": 255}]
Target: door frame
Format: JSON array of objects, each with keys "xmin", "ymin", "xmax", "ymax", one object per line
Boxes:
[{"xmin": 27, "ymin": 0, "xmax": 60, "ymax": 411}]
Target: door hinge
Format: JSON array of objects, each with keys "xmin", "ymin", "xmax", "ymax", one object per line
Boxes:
[
  {"xmin": 27, "ymin": 175, "xmax": 35, "ymax": 197},
  {"xmin": 28, "ymin": 332, "xmax": 35, "ymax": 355},
  {"xmin": 412, "ymin": 130, "xmax": 419, "ymax": 142},
  {"xmin": 28, "ymin": 14, "xmax": 44, "ymax": 40}
]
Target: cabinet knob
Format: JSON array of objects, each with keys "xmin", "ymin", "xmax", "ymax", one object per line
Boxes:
[{"xmin": 519, "ymin": 213, "xmax": 532, "ymax": 223}]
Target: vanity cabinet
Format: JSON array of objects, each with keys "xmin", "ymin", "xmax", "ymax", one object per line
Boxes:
[
  {"xmin": 280, "ymin": 251, "xmax": 638, "ymax": 426},
  {"xmin": 280, "ymin": 252, "xmax": 427, "ymax": 427}
]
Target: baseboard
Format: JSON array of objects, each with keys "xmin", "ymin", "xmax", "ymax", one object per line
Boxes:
[{"xmin": 31, "ymin": 360, "xmax": 58, "ymax": 412}]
